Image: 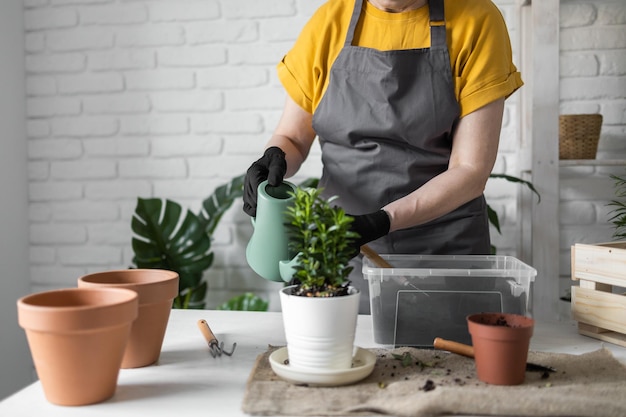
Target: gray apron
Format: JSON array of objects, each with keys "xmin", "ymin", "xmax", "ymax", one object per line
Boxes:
[{"xmin": 311, "ymin": 0, "xmax": 491, "ymax": 313}]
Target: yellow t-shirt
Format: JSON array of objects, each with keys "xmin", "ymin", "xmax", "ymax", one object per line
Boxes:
[{"xmin": 277, "ymin": 0, "xmax": 523, "ymax": 117}]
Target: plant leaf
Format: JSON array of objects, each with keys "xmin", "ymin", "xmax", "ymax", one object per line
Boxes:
[
  {"xmin": 392, "ymin": 352, "xmax": 413, "ymax": 367},
  {"xmin": 199, "ymin": 174, "xmax": 244, "ymax": 235},
  {"xmin": 489, "ymin": 173, "xmax": 541, "ymax": 203},
  {"xmin": 131, "ymin": 197, "xmax": 213, "ymax": 305},
  {"xmin": 608, "ymin": 171, "xmax": 626, "ymax": 239},
  {"xmin": 182, "ymin": 280, "xmax": 207, "ymax": 309},
  {"xmin": 217, "ymin": 292, "xmax": 269, "ymax": 311},
  {"xmin": 487, "ymin": 204, "xmax": 501, "ymax": 235},
  {"xmin": 130, "ymin": 174, "xmax": 251, "ymax": 309}
]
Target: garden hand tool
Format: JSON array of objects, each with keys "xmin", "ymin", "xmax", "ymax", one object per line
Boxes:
[
  {"xmin": 433, "ymin": 337, "xmax": 556, "ymax": 373},
  {"xmin": 360, "ymin": 245, "xmax": 427, "ymax": 294},
  {"xmin": 197, "ymin": 319, "xmax": 237, "ymax": 357}
]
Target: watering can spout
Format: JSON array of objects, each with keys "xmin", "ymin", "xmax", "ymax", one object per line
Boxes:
[{"xmin": 278, "ymin": 253, "xmax": 302, "ymax": 282}]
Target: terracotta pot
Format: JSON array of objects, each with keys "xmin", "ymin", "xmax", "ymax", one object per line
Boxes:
[
  {"xmin": 467, "ymin": 312, "xmax": 535, "ymax": 385},
  {"xmin": 17, "ymin": 287, "xmax": 138, "ymax": 406},
  {"xmin": 279, "ymin": 285, "xmax": 360, "ymax": 371},
  {"xmin": 78, "ymin": 269, "xmax": 179, "ymax": 368}
]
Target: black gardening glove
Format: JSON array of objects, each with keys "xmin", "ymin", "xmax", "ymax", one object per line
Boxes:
[
  {"xmin": 243, "ymin": 146, "xmax": 287, "ymax": 217},
  {"xmin": 348, "ymin": 210, "xmax": 391, "ymax": 258}
]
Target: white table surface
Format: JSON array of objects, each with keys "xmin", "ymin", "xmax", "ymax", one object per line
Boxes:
[{"xmin": 2, "ymin": 309, "xmax": 626, "ymax": 417}]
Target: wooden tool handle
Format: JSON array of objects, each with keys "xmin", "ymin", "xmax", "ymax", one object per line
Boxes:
[
  {"xmin": 197, "ymin": 319, "xmax": 217, "ymax": 344},
  {"xmin": 360, "ymin": 244, "xmax": 394, "ymax": 268},
  {"xmin": 433, "ymin": 337, "xmax": 475, "ymax": 358}
]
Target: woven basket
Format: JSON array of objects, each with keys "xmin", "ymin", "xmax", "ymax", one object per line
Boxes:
[{"xmin": 559, "ymin": 114, "xmax": 603, "ymax": 160}]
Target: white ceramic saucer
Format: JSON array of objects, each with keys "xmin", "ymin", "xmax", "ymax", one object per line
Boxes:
[{"xmin": 269, "ymin": 347, "xmax": 376, "ymax": 387}]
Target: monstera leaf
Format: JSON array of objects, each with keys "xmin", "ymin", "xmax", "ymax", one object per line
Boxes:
[
  {"xmin": 132, "ymin": 198, "xmax": 213, "ymax": 308},
  {"xmin": 200, "ymin": 174, "xmax": 245, "ymax": 235},
  {"xmin": 131, "ymin": 174, "xmax": 245, "ymax": 309}
]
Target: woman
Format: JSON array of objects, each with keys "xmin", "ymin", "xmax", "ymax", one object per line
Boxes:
[{"xmin": 244, "ymin": 0, "xmax": 523, "ymax": 313}]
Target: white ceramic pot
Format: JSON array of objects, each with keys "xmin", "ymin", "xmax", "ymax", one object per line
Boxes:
[{"xmin": 279, "ymin": 285, "xmax": 360, "ymax": 371}]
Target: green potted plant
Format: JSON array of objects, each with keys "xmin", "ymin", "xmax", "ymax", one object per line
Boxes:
[
  {"xmin": 130, "ymin": 175, "xmax": 312, "ymax": 310},
  {"xmin": 278, "ymin": 186, "xmax": 361, "ymax": 372},
  {"xmin": 131, "ymin": 174, "xmax": 245, "ymax": 309},
  {"xmin": 284, "ymin": 187, "xmax": 357, "ymax": 296}
]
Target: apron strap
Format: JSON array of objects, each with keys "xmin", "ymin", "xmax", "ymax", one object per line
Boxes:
[
  {"xmin": 345, "ymin": 0, "xmax": 448, "ymax": 49},
  {"xmin": 429, "ymin": 0, "xmax": 447, "ymax": 49},
  {"xmin": 344, "ymin": 0, "xmax": 363, "ymax": 47}
]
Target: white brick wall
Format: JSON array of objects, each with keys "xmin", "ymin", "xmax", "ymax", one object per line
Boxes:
[
  {"xmin": 558, "ymin": 0, "xmax": 626, "ymax": 311},
  {"xmin": 23, "ymin": 0, "xmax": 623, "ymax": 311},
  {"xmin": 23, "ymin": 0, "xmax": 329, "ymax": 310}
]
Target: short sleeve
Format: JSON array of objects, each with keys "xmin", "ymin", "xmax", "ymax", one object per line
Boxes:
[
  {"xmin": 448, "ymin": 0, "xmax": 523, "ymax": 116},
  {"xmin": 276, "ymin": 1, "xmax": 351, "ymax": 114}
]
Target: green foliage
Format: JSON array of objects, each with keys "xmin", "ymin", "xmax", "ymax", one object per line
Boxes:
[
  {"xmin": 608, "ymin": 170, "xmax": 626, "ymax": 240},
  {"xmin": 131, "ymin": 174, "xmax": 245, "ymax": 309},
  {"xmin": 200, "ymin": 174, "xmax": 245, "ymax": 236},
  {"xmin": 488, "ymin": 173, "xmax": 541, "ymax": 204},
  {"xmin": 217, "ymin": 292, "xmax": 269, "ymax": 311},
  {"xmin": 131, "ymin": 198, "xmax": 212, "ymax": 309},
  {"xmin": 285, "ymin": 187, "xmax": 357, "ymax": 296},
  {"xmin": 487, "ymin": 173, "xmax": 541, "ymax": 254},
  {"xmin": 129, "ymin": 169, "xmax": 538, "ymax": 306}
]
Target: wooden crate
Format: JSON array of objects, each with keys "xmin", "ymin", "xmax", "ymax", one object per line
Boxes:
[{"xmin": 571, "ymin": 241, "xmax": 626, "ymax": 347}]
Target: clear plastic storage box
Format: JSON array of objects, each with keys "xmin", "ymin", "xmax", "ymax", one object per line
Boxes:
[{"xmin": 362, "ymin": 254, "xmax": 536, "ymax": 347}]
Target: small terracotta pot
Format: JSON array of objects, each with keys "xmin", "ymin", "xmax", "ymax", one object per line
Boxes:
[
  {"xmin": 467, "ymin": 312, "xmax": 534, "ymax": 386},
  {"xmin": 17, "ymin": 287, "xmax": 138, "ymax": 406},
  {"xmin": 78, "ymin": 269, "xmax": 179, "ymax": 368}
]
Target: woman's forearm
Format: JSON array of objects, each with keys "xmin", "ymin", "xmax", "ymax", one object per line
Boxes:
[
  {"xmin": 383, "ymin": 98, "xmax": 505, "ymax": 232},
  {"xmin": 265, "ymin": 96, "xmax": 317, "ymax": 178}
]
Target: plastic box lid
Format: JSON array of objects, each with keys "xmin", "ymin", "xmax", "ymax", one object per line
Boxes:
[{"xmin": 363, "ymin": 254, "xmax": 536, "ymax": 281}]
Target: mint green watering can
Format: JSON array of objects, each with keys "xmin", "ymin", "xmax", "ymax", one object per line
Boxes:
[{"xmin": 246, "ymin": 180, "xmax": 300, "ymax": 282}]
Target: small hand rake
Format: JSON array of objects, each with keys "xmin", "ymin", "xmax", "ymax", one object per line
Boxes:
[{"xmin": 197, "ymin": 319, "xmax": 237, "ymax": 357}]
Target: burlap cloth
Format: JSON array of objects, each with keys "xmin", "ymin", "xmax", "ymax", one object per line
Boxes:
[{"xmin": 242, "ymin": 346, "xmax": 626, "ymax": 417}]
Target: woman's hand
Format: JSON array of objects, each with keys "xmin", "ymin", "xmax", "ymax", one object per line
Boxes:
[
  {"xmin": 243, "ymin": 96, "xmax": 317, "ymax": 217},
  {"xmin": 243, "ymin": 147, "xmax": 287, "ymax": 217}
]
